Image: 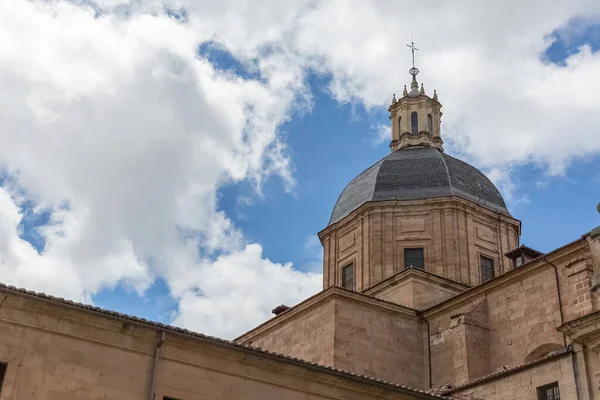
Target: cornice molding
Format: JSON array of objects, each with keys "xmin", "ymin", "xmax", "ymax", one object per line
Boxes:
[{"xmin": 319, "ymin": 196, "xmax": 521, "ymax": 240}]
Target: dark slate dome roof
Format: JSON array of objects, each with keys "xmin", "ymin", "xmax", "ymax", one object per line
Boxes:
[{"xmin": 328, "ymin": 146, "xmax": 509, "ymax": 225}]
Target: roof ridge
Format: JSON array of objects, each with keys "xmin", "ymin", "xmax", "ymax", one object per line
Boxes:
[
  {"xmin": 437, "ymin": 150, "xmax": 455, "ymax": 196},
  {"xmin": 441, "ymin": 152, "xmax": 508, "ymax": 210},
  {"xmin": 364, "ymin": 266, "xmax": 471, "ymax": 295},
  {"xmin": 443, "ymin": 348, "xmax": 571, "ymax": 393}
]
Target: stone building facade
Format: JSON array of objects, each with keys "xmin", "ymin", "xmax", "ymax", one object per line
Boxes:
[
  {"xmin": 1, "ymin": 65, "xmax": 600, "ymax": 400},
  {"xmin": 237, "ymin": 67, "xmax": 600, "ymax": 400},
  {"xmin": 0, "ymin": 283, "xmax": 445, "ymax": 400}
]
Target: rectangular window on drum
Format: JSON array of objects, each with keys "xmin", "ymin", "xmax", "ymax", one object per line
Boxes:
[
  {"xmin": 480, "ymin": 256, "xmax": 495, "ymax": 283},
  {"xmin": 342, "ymin": 263, "xmax": 355, "ymax": 291},
  {"xmin": 404, "ymin": 248, "xmax": 424, "ymax": 269},
  {"xmin": 0, "ymin": 362, "xmax": 7, "ymax": 395}
]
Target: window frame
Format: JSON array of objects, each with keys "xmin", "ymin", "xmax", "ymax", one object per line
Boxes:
[
  {"xmin": 536, "ymin": 381, "xmax": 560, "ymax": 400},
  {"xmin": 341, "ymin": 263, "xmax": 355, "ymax": 291},
  {"xmin": 427, "ymin": 113, "xmax": 433, "ymax": 134},
  {"xmin": 397, "ymin": 115, "xmax": 402, "ymax": 136},
  {"xmin": 479, "ymin": 255, "xmax": 495, "ymax": 283},
  {"xmin": 411, "ymin": 111, "xmax": 419, "ymax": 135},
  {"xmin": 404, "ymin": 248, "xmax": 425, "ymax": 270},
  {"xmin": 0, "ymin": 362, "xmax": 7, "ymax": 395}
]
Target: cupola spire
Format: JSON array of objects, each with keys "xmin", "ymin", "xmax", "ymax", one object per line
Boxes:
[
  {"xmin": 387, "ymin": 40, "xmax": 444, "ymax": 152},
  {"xmin": 407, "ymin": 41, "xmax": 420, "ymax": 97}
]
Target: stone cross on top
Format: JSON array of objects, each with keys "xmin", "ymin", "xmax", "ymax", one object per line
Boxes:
[{"xmin": 407, "ymin": 40, "xmax": 418, "ymax": 70}]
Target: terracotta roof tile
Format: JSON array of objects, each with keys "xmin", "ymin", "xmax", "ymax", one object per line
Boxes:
[{"xmin": 504, "ymin": 244, "xmax": 544, "ymax": 258}]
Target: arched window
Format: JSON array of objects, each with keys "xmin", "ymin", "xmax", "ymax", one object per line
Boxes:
[
  {"xmin": 428, "ymin": 114, "xmax": 433, "ymax": 134},
  {"xmin": 411, "ymin": 112, "xmax": 418, "ymax": 135},
  {"xmin": 397, "ymin": 116, "xmax": 402, "ymax": 136}
]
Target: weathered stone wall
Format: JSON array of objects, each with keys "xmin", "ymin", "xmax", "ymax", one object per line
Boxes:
[
  {"xmin": 427, "ymin": 266, "xmax": 565, "ymax": 387},
  {"xmin": 319, "ymin": 198, "xmax": 520, "ymax": 292},
  {"xmin": 364, "ymin": 270, "xmax": 468, "ymax": 310},
  {"xmin": 240, "ymin": 297, "xmax": 336, "ymax": 367},
  {"xmin": 332, "ymin": 296, "xmax": 426, "ymax": 388},
  {"xmin": 0, "ymin": 292, "xmax": 153, "ymax": 399},
  {"xmin": 369, "ymin": 278, "xmax": 416, "ymax": 307},
  {"xmin": 561, "ymin": 255, "xmax": 595, "ymax": 323},
  {"xmin": 411, "ymin": 279, "xmax": 462, "ymax": 309},
  {"xmin": 0, "ymin": 293, "xmax": 156, "ymax": 400},
  {"xmin": 0, "ymin": 290, "xmax": 434, "ymax": 400},
  {"xmin": 586, "ymin": 347, "xmax": 600, "ymax": 399},
  {"xmin": 453, "ymin": 354, "xmax": 577, "ymax": 400},
  {"xmin": 237, "ymin": 290, "xmax": 426, "ymax": 389}
]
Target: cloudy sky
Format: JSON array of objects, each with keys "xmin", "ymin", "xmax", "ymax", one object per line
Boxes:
[{"xmin": 1, "ymin": 0, "xmax": 599, "ymax": 339}]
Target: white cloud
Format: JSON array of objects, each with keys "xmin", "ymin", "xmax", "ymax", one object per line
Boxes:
[
  {"xmin": 0, "ymin": 0, "xmax": 318, "ymax": 338},
  {"xmin": 1, "ymin": 0, "xmax": 600, "ymax": 339},
  {"xmin": 486, "ymin": 168, "xmax": 531, "ymax": 210},
  {"xmin": 172, "ymin": 244, "xmax": 321, "ymax": 338},
  {"xmin": 299, "ymin": 235, "xmax": 324, "ymax": 274},
  {"xmin": 371, "ymin": 123, "xmax": 391, "ymax": 146},
  {"xmin": 284, "ymin": 0, "xmax": 600, "ymax": 180}
]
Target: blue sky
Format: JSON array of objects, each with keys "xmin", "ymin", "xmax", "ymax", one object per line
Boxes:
[
  {"xmin": 1, "ymin": 2, "xmax": 600, "ymax": 338},
  {"xmin": 91, "ymin": 20, "xmax": 600, "ymax": 323}
]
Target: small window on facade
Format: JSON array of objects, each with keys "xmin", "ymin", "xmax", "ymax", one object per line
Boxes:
[
  {"xmin": 397, "ymin": 116, "xmax": 402, "ymax": 135},
  {"xmin": 342, "ymin": 263, "xmax": 355, "ymax": 291},
  {"xmin": 427, "ymin": 114, "xmax": 433, "ymax": 134},
  {"xmin": 480, "ymin": 256, "xmax": 495, "ymax": 283},
  {"xmin": 404, "ymin": 248, "xmax": 424, "ymax": 269},
  {"xmin": 164, "ymin": 397, "xmax": 183, "ymax": 400},
  {"xmin": 537, "ymin": 382, "xmax": 560, "ymax": 400},
  {"xmin": 0, "ymin": 362, "xmax": 6, "ymax": 394},
  {"xmin": 411, "ymin": 111, "xmax": 418, "ymax": 135}
]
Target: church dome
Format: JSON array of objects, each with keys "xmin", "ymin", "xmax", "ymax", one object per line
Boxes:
[{"xmin": 328, "ymin": 146, "xmax": 509, "ymax": 225}]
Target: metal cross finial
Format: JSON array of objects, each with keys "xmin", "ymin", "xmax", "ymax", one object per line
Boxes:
[{"xmin": 407, "ymin": 40, "xmax": 418, "ymax": 69}]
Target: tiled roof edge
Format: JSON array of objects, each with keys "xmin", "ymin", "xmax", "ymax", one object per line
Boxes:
[
  {"xmin": 504, "ymin": 244, "xmax": 544, "ymax": 258},
  {"xmin": 0, "ymin": 282, "xmax": 446, "ymax": 399},
  {"xmin": 443, "ymin": 348, "xmax": 571, "ymax": 393}
]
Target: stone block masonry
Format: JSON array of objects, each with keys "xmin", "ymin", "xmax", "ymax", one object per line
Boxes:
[{"xmin": 0, "ymin": 287, "xmax": 448, "ymax": 400}]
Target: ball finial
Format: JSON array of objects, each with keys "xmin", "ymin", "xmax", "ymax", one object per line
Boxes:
[{"xmin": 596, "ymin": 202, "xmax": 600, "ymax": 214}]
